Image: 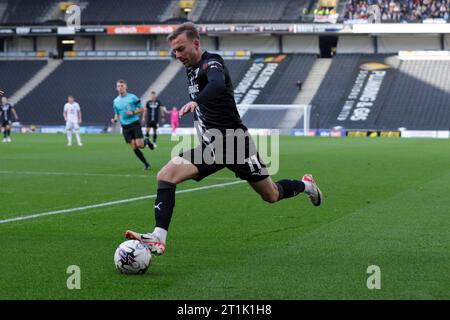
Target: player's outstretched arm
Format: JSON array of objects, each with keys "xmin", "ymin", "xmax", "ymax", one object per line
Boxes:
[{"xmin": 179, "ymin": 101, "xmax": 198, "ymax": 117}]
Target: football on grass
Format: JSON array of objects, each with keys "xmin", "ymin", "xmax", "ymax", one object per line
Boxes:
[{"xmin": 114, "ymin": 240, "xmax": 151, "ymax": 274}]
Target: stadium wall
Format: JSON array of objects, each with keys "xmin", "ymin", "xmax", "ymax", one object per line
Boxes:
[
  {"xmin": 73, "ymin": 36, "xmax": 94, "ymax": 51},
  {"xmin": 377, "ymin": 35, "xmax": 441, "ymax": 53},
  {"xmin": 8, "ymin": 36, "xmax": 57, "ymax": 53},
  {"xmin": 444, "ymin": 35, "xmax": 450, "ymax": 50},
  {"xmin": 36, "ymin": 37, "xmax": 57, "ymax": 52},
  {"xmin": 95, "ymin": 35, "xmax": 148, "ymax": 51},
  {"xmin": 281, "ymin": 35, "xmax": 319, "ymax": 54},
  {"xmin": 218, "ymin": 35, "xmax": 279, "ymax": 53},
  {"xmin": 337, "ymin": 35, "xmax": 374, "ymax": 54},
  {"xmin": 10, "ymin": 34, "xmax": 444, "ymax": 56},
  {"xmin": 8, "ymin": 37, "xmax": 33, "ymax": 52}
]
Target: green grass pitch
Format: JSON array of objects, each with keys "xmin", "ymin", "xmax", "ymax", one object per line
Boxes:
[{"xmin": 0, "ymin": 133, "xmax": 449, "ymax": 299}]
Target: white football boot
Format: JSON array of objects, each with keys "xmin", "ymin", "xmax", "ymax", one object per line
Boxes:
[
  {"xmin": 125, "ymin": 230, "xmax": 166, "ymax": 255},
  {"xmin": 302, "ymin": 174, "xmax": 323, "ymax": 207}
]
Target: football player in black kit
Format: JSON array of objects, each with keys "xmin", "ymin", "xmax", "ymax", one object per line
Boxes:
[
  {"xmin": 143, "ymin": 91, "xmax": 165, "ymax": 147},
  {"xmin": 125, "ymin": 23, "xmax": 323, "ymax": 255},
  {"xmin": 1, "ymin": 96, "xmax": 19, "ymax": 143}
]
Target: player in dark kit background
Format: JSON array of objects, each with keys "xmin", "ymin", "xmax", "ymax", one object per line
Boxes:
[
  {"xmin": 143, "ymin": 91, "xmax": 165, "ymax": 147},
  {"xmin": 1, "ymin": 96, "xmax": 19, "ymax": 143},
  {"xmin": 125, "ymin": 23, "xmax": 323, "ymax": 255}
]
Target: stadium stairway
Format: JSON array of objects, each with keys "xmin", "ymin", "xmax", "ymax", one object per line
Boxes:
[
  {"xmin": 0, "ymin": 60, "xmax": 46, "ymax": 97},
  {"xmin": 293, "ymin": 58, "xmax": 332, "ymax": 106},
  {"xmin": 282, "ymin": 58, "xmax": 333, "ymax": 131},
  {"xmin": 253, "ymin": 54, "xmax": 316, "ymax": 105},
  {"xmin": 9, "ymin": 59, "xmax": 62, "ymax": 106},
  {"xmin": 336, "ymin": 0, "xmax": 347, "ymax": 18},
  {"xmin": 159, "ymin": 0, "xmax": 181, "ymax": 22},
  {"xmin": 0, "ymin": 2, "xmax": 7, "ymax": 23},
  {"xmin": 16, "ymin": 59, "xmax": 169, "ymax": 125},
  {"xmin": 140, "ymin": 59, "xmax": 182, "ymax": 103},
  {"xmin": 188, "ymin": 0, "xmax": 209, "ymax": 22}
]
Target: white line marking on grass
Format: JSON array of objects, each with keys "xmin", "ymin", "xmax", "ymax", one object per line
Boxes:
[
  {"xmin": 0, "ymin": 170, "xmax": 150, "ymax": 179},
  {"xmin": 0, "ymin": 170, "xmax": 237, "ymax": 181},
  {"xmin": 0, "ymin": 180, "xmax": 246, "ymax": 224}
]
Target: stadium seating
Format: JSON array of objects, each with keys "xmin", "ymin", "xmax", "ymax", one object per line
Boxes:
[
  {"xmin": 375, "ymin": 60, "xmax": 450, "ymax": 130},
  {"xmin": 16, "ymin": 60, "xmax": 169, "ymax": 125},
  {"xmin": 197, "ymin": 0, "xmax": 309, "ymax": 23},
  {"xmin": 309, "ymin": 54, "xmax": 362, "ymax": 129},
  {"xmin": 0, "ymin": 0, "xmax": 55, "ymax": 25},
  {"xmin": 158, "ymin": 54, "xmax": 316, "ymax": 129},
  {"xmin": 81, "ymin": 0, "xmax": 171, "ymax": 25},
  {"xmin": 240, "ymin": 108, "xmax": 290, "ymax": 129},
  {"xmin": 0, "ymin": 0, "xmax": 315, "ymax": 25},
  {"xmin": 0, "ymin": 60, "xmax": 46, "ymax": 96},
  {"xmin": 309, "ymin": 54, "xmax": 450, "ymax": 130},
  {"xmin": 253, "ymin": 54, "xmax": 317, "ymax": 104},
  {"xmin": 0, "ymin": 0, "xmax": 172, "ymax": 25},
  {"xmin": 344, "ymin": 0, "xmax": 450, "ymax": 22}
]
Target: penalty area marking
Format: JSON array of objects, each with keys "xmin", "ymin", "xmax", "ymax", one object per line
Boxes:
[{"xmin": 0, "ymin": 180, "xmax": 246, "ymax": 225}]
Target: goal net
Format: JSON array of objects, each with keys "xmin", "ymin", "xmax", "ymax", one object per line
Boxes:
[{"xmin": 237, "ymin": 104, "xmax": 311, "ymax": 135}]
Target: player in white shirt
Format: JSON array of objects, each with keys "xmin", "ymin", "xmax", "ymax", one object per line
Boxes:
[{"xmin": 63, "ymin": 95, "xmax": 83, "ymax": 146}]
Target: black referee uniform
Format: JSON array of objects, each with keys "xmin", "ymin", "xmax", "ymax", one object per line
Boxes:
[{"xmin": 145, "ymin": 99, "xmax": 163, "ymax": 143}]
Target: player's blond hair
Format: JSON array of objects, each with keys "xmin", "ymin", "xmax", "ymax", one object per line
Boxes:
[{"xmin": 167, "ymin": 23, "xmax": 200, "ymax": 42}]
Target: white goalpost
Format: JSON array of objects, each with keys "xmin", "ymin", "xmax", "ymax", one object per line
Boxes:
[{"xmin": 236, "ymin": 104, "xmax": 311, "ymax": 135}]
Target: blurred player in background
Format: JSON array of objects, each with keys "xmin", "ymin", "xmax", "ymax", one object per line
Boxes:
[
  {"xmin": 125, "ymin": 23, "xmax": 323, "ymax": 255},
  {"xmin": 169, "ymin": 107, "xmax": 179, "ymax": 137},
  {"xmin": 112, "ymin": 79, "xmax": 154, "ymax": 170},
  {"xmin": 1, "ymin": 96, "xmax": 19, "ymax": 143},
  {"xmin": 63, "ymin": 95, "xmax": 83, "ymax": 146},
  {"xmin": 143, "ymin": 91, "xmax": 165, "ymax": 147}
]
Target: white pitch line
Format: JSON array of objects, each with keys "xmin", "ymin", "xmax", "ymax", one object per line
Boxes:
[
  {"xmin": 0, "ymin": 170, "xmax": 237, "ymax": 181},
  {"xmin": 0, "ymin": 180, "xmax": 246, "ymax": 225},
  {"xmin": 0, "ymin": 170, "xmax": 151, "ymax": 179}
]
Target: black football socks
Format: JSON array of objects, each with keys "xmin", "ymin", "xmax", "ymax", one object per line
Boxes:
[
  {"xmin": 276, "ymin": 179, "xmax": 305, "ymax": 200},
  {"xmin": 154, "ymin": 181, "xmax": 176, "ymax": 230},
  {"xmin": 133, "ymin": 148, "xmax": 149, "ymax": 166}
]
